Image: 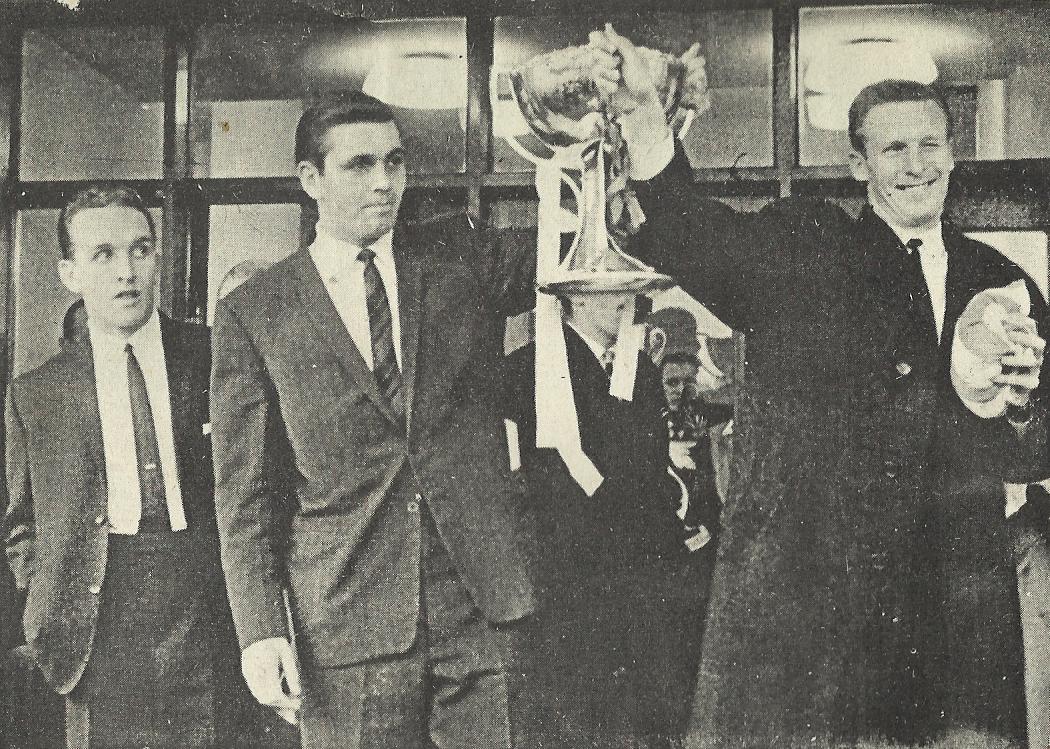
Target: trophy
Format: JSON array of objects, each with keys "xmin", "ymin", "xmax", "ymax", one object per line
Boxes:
[
  {"xmin": 501, "ymin": 38, "xmax": 709, "ymax": 294},
  {"xmin": 492, "ymin": 33, "xmax": 711, "ymax": 493}
]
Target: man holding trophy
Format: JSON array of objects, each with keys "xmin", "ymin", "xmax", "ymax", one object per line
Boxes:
[{"xmin": 594, "ymin": 24, "xmax": 1050, "ymax": 749}]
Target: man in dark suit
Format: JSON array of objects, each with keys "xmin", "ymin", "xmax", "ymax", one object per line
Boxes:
[
  {"xmin": 210, "ymin": 89, "xmax": 667, "ymax": 749},
  {"xmin": 504, "ymin": 291, "xmax": 712, "ymax": 749},
  {"xmin": 2, "ymin": 187, "xmax": 250, "ymax": 748},
  {"xmin": 598, "ymin": 28, "xmax": 1050, "ymax": 749}
]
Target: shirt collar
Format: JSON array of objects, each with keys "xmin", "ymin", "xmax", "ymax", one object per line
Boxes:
[
  {"xmin": 310, "ymin": 226, "xmax": 395, "ymax": 280},
  {"xmin": 870, "ymin": 205, "xmax": 945, "ymax": 258},
  {"xmin": 87, "ymin": 308, "xmax": 162, "ymax": 356}
]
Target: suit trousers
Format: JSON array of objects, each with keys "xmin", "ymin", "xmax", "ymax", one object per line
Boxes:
[
  {"xmin": 299, "ymin": 506, "xmax": 534, "ymax": 749},
  {"xmin": 66, "ymin": 530, "xmax": 217, "ymax": 749}
]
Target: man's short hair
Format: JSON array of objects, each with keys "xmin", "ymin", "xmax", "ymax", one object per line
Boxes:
[
  {"xmin": 295, "ymin": 90, "xmax": 397, "ymax": 170},
  {"xmin": 661, "ymin": 351, "xmax": 700, "ymax": 372},
  {"xmin": 57, "ymin": 186, "xmax": 156, "ymax": 260},
  {"xmin": 848, "ymin": 79, "xmax": 953, "ymax": 154}
]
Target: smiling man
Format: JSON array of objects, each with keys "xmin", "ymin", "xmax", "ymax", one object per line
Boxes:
[
  {"xmin": 599, "ymin": 28, "xmax": 1050, "ymax": 748},
  {"xmin": 2, "ymin": 187, "xmax": 250, "ymax": 748}
]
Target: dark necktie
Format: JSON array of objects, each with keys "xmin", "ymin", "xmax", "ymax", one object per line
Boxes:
[
  {"xmin": 601, "ymin": 347, "xmax": 615, "ymax": 377},
  {"xmin": 358, "ymin": 248, "xmax": 404, "ymax": 418},
  {"xmin": 903, "ymin": 237, "xmax": 937, "ymax": 343},
  {"xmin": 126, "ymin": 344, "xmax": 168, "ymax": 531}
]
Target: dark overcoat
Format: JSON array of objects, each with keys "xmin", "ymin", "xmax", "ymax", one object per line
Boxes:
[{"xmin": 634, "ymin": 147, "xmax": 1050, "ymax": 748}]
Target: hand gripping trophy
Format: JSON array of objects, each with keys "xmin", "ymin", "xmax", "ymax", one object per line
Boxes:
[{"xmin": 497, "ymin": 26, "xmax": 709, "ymax": 491}]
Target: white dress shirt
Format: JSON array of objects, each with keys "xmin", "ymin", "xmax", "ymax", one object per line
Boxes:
[
  {"xmin": 89, "ymin": 310, "xmax": 187, "ymax": 534},
  {"xmin": 309, "ymin": 227, "xmax": 403, "ymax": 370},
  {"xmin": 874, "ymin": 209, "xmax": 948, "ymax": 341}
]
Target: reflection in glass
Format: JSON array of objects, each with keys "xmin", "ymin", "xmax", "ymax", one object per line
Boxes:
[
  {"xmin": 493, "ymin": 12, "xmax": 773, "ymax": 171},
  {"xmin": 191, "ymin": 19, "xmax": 467, "ymax": 178},
  {"xmin": 799, "ymin": 5, "xmax": 1050, "ymax": 165},
  {"xmin": 19, "ymin": 28, "xmax": 165, "ymax": 181},
  {"xmin": 207, "ymin": 204, "xmax": 301, "ymax": 323},
  {"xmin": 13, "ymin": 208, "xmax": 164, "ymax": 377}
]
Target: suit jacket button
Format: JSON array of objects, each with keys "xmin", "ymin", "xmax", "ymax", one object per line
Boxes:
[
  {"xmin": 94, "ymin": 515, "xmax": 106, "ymax": 527},
  {"xmin": 89, "ymin": 584, "xmax": 102, "ymax": 595},
  {"xmin": 884, "ymin": 460, "xmax": 899, "ymax": 479},
  {"xmin": 407, "ymin": 501, "xmax": 420, "ymax": 513},
  {"xmin": 896, "ymin": 362, "xmax": 912, "ymax": 377}
]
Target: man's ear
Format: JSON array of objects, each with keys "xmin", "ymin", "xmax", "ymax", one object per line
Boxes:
[
  {"xmin": 297, "ymin": 160, "xmax": 322, "ymax": 201},
  {"xmin": 847, "ymin": 149, "xmax": 870, "ymax": 183},
  {"xmin": 58, "ymin": 258, "xmax": 81, "ymax": 296}
]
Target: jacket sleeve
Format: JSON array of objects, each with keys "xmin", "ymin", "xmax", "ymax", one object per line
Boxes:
[
  {"xmin": 630, "ymin": 142, "xmax": 765, "ymax": 332},
  {"xmin": 479, "ymin": 224, "xmax": 538, "ymax": 319},
  {"xmin": 210, "ymin": 298, "xmax": 289, "ymax": 651},
  {"xmin": 3, "ymin": 389, "xmax": 34, "ymax": 592}
]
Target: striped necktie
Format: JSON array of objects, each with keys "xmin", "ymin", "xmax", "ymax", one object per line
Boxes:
[
  {"xmin": 358, "ymin": 247, "xmax": 404, "ymax": 418},
  {"xmin": 126, "ymin": 343, "xmax": 169, "ymax": 531}
]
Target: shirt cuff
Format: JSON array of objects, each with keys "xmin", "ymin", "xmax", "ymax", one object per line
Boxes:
[{"xmin": 621, "ymin": 101, "xmax": 675, "ymax": 181}]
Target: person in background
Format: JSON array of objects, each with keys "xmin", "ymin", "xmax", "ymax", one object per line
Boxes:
[
  {"xmin": 2, "ymin": 186, "xmax": 254, "ymax": 748},
  {"xmin": 505, "ymin": 290, "xmax": 708, "ymax": 749}
]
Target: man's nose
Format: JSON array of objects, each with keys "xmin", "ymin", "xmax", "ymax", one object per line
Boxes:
[
  {"xmin": 905, "ymin": 145, "xmax": 924, "ymax": 174},
  {"xmin": 114, "ymin": 253, "xmax": 136, "ymax": 281},
  {"xmin": 372, "ymin": 163, "xmax": 392, "ymax": 190}
]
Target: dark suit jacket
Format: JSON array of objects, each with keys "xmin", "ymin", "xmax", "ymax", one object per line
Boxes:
[
  {"xmin": 2, "ymin": 316, "xmax": 222, "ymax": 695},
  {"xmin": 504, "ymin": 326, "xmax": 685, "ymax": 590},
  {"xmin": 632, "ymin": 146, "xmax": 1050, "ymax": 747},
  {"xmin": 211, "ymin": 214, "xmax": 539, "ymax": 669}
]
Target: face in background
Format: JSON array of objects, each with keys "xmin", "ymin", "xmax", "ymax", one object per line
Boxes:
[
  {"xmin": 848, "ymin": 99, "xmax": 954, "ymax": 233},
  {"xmin": 662, "ymin": 361, "xmax": 700, "ymax": 411},
  {"xmin": 298, "ymin": 121, "xmax": 407, "ymax": 247},
  {"xmin": 58, "ymin": 204, "xmax": 159, "ymax": 339},
  {"xmin": 565, "ymin": 292, "xmax": 633, "ymax": 348}
]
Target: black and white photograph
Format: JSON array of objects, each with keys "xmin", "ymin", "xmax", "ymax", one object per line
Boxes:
[{"xmin": 3, "ymin": 1, "xmax": 1050, "ymax": 748}]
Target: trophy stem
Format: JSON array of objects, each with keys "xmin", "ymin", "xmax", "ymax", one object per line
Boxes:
[{"xmin": 572, "ymin": 139, "xmax": 611, "ymax": 274}]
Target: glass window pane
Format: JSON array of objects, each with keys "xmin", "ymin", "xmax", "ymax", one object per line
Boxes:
[
  {"xmin": 492, "ymin": 11, "xmax": 773, "ymax": 171},
  {"xmin": 13, "ymin": 208, "xmax": 164, "ymax": 378},
  {"xmin": 799, "ymin": 5, "xmax": 1050, "ymax": 166},
  {"xmin": 192, "ymin": 19, "xmax": 467, "ymax": 178},
  {"xmin": 207, "ymin": 204, "xmax": 302, "ymax": 323},
  {"xmin": 20, "ymin": 28, "xmax": 164, "ymax": 180}
]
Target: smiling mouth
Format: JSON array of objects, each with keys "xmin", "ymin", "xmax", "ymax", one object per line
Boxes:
[
  {"xmin": 896, "ymin": 178, "xmax": 937, "ymax": 192},
  {"xmin": 115, "ymin": 290, "xmax": 141, "ymax": 301}
]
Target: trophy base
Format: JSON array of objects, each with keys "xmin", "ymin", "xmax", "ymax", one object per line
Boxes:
[{"xmin": 538, "ymin": 270, "xmax": 676, "ymax": 295}]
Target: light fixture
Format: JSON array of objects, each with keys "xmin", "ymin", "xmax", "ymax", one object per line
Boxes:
[
  {"xmin": 362, "ymin": 52, "xmax": 467, "ymax": 112},
  {"xmin": 804, "ymin": 39, "xmax": 938, "ymax": 131}
]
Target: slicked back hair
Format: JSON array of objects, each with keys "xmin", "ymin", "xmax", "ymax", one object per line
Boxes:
[
  {"xmin": 58, "ymin": 186, "xmax": 155, "ymax": 260},
  {"xmin": 848, "ymin": 79, "xmax": 953, "ymax": 155},
  {"xmin": 295, "ymin": 90, "xmax": 398, "ymax": 172}
]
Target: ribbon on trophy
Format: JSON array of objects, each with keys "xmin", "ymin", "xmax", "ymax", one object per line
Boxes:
[{"xmin": 500, "ymin": 32, "xmax": 705, "ymax": 493}]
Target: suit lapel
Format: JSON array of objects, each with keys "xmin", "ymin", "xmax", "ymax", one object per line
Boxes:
[
  {"xmin": 394, "ymin": 226, "xmax": 422, "ymax": 433},
  {"xmin": 856, "ymin": 208, "xmax": 939, "ymax": 349},
  {"xmin": 289, "ymin": 248, "xmax": 402, "ymax": 428},
  {"xmin": 64, "ymin": 339, "xmax": 106, "ymax": 481},
  {"xmin": 160, "ymin": 316, "xmax": 194, "ymax": 500}
]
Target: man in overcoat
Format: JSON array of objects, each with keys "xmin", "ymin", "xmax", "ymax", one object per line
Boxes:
[{"xmin": 601, "ymin": 28, "xmax": 1049, "ymax": 749}]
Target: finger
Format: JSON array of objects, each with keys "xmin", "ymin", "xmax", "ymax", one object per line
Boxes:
[
  {"xmin": 1001, "ymin": 312, "xmax": 1037, "ymax": 332},
  {"xmin": 1002, "ymin": 349, "xmax": 1040, "ymax": 368},
  {"xmin": 588, "ymin": 29, "xmax": 616, "ymax": 54},
  {"xmin": 992, "ymin": 371, "xmax": 1040, "ymax": 391}
]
